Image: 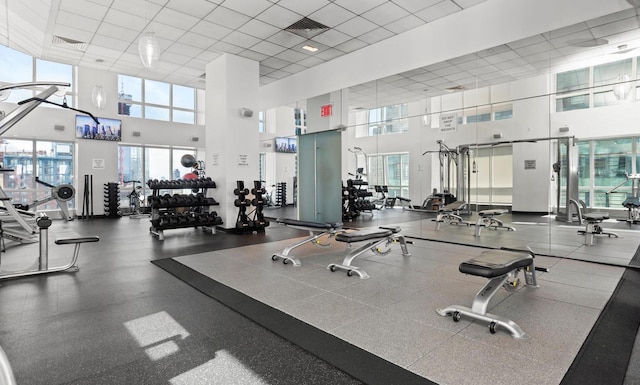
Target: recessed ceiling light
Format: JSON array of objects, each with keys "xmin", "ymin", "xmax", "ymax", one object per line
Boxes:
[{"xmin": 302, "ymin": 45, "xmax": 318, "ymax": 52}]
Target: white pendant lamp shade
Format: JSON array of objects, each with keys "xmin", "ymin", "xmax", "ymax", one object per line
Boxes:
[
  {"xmin": 612, "ymin": 74, "xmax": 632, "ymax": 100},
  {"xmin": 138, "ymin": 32, "xmax": 160, "ymax": 68},
  {"xmin": 91, "ymin": 85, "xmax": 106, "ymax": 109}
]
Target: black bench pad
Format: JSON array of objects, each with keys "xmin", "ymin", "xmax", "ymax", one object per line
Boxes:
[
  {"xmin": 55, "ymin": 236, "xmax": 100, "ymax": 245},
  {"xmin": 623, "ymin": 197, "xmax": 640, "ymax": 207},
  {"xmin": 335, "ymin": 228, "xmax": 392, "ymax": 243},
  {"xmin": 478, "ymin": 209, "xmax": 508, "ymax": 216},
  {"xmin": 583, "ymin": 213, "xmax": 609, "ymax": 221},
  {"xmin": 277, "ymin": 218, "xmax": 343, "ymax": 229},
  {"xmin": 379, "ymin": 225, "xmax": 401, "ymax": 233},
  {"xmin": 459, "ymin": 250, "xmax": 533, "ymax": 278}
]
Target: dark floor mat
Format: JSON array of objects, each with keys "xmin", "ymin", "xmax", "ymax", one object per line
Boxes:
[
  {"xmin": 561, "ymin": 245, "xmax": 640, "ymax": 385},
  {"xmin": 152, "ymin": 258, "xmax": 436, "ymax": 385}
]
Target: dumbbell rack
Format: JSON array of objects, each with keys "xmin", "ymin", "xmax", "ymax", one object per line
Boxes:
[
  {"xmin": 342, "ymin": 179, "xmax": 375, "ymax": 221},
  {"xmin": 275, "ymin": 182, "xmax": 287, "ymax": 207},
  {"xmin": 232, "ymin": 180, "xmax": 271, "ymax": 234},
  {"xmin": 147, "ymin": 178, "xmax": 222, "ymax": 240},
  {"xmin": 103, "ymin": 182, "xmax": 121, "ymax": 218}
]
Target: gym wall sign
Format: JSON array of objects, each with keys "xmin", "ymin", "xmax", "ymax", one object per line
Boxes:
[{"xmin": 440, "ymin": 113, "xmax": 458, "ymax": 133}]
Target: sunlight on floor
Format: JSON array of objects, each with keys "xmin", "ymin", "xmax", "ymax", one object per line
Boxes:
[{"xmin": 124, "ymin": 311, "xmax": 190, "ymax": 361}]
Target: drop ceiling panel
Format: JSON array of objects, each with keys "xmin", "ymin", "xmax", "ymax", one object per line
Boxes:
[
  {"xmin": 391, "ymin": 0, "xmax": 442, "ymax": 13},
  {"xmin": 358, "ymin": 27, "xmax": 394, "ymax": 44},
  {"xmin": 332, "ymin": 0, "xmax": 387, "ymax": 15},
  {"xmin": 165, "ymin": 0, "xmax": 218, "ymax": 18},
  {"xmin": 312, "ymin": 29, "xmax": 352, "ymax": 46},
  {"xmin": 415, "ymin": 1, "xmax": 461, "ymax": 22},
  {"xmin": 204, "ymin": 6, "xmax": 252, "ymax": 30},
  {"xmin": 362, "ymin": 2, "xmax": 410, "ymax": 25},
  {"xmin": 256, "ymin": 5, "xmax": 303, "ymax": 29},
  {"xmin": 274, "ymin": 0, "xmax": 330, "ymax": 17},
  {"xmin": 59, "ymin": 0, "xmax": 108, "ymax": 20},
  {"xmin": 190, "ymin": 20, "xmax": 233, "ymax": 40},
  {"xmin": 266, "ymin": 31, "xmax": 307, "ymax": 48},
  {"xmin": 309, "ymin": 3, "xmax": 356, "ymax": 28},
  {"xmin": 384, "ymin": 14, "xmax": 425, "ymax": 34},
  {"xmin": 334, "ymin": 38, "xmax": 368, "ymax": 53},
  {"xmin": 155, "ymin": 7, "xmax": 201, "ymax": 30},
  {"xmin": 250, "ymin": 40, "xmax": 287, "ymax": 56},
  {"xmin": 334, "ymin": 16, "xmax": 378, "ymax": 37},
  {"xmin": 224, "ymin": 31, "xmax": 262, "ymax": 49},
  {"xmin": 238, "ymin": 18, "xmax": 281, "ymax": 39},
  {"xmin": 220, "ymin": 0, "xmax": 274, "ymax": 18}
]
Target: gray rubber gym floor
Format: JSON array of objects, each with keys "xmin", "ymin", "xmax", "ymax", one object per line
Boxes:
[{"xmin": 0, "ymin": 207, "xmax": 639, "ymax": 384}]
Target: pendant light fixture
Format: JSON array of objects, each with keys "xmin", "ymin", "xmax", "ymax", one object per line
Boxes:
[
  {"xmin": 91, "ymin": 59, "xmax": 106, "ymax": 109},
  {"xmin": 612, "ymin": 73, "xmax": 632, "ymax": 100},
  {"xmin": 138, "ymin": 0, "xmax": 159, "ymax": 68}
]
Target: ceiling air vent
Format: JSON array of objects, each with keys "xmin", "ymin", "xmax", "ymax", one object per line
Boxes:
[
  {"xmin": 284, "ymin": 17, "xmax": 329, "ymax": 39},
  {"xmin": 446, "ymin": 85, "xmax": 466, "ymax": 92},
  {"xmin": 52, "ymin": 35, "xmax": 87, "ymax": 51}
]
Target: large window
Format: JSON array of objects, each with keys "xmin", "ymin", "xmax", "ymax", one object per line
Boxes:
[
  {"xmin": 576, "ymin": 136, "xmax": 639, "ymax": 209},
  {"xmin": 469, "ymin": 146, "xmax": 513, "ymax": 205},
  {"xmin": 366, "ymin": 153, "xmax": 409, "ymax": 198},
  {"xmin": 0, "ymin": 138, "xmax": 74, "ymax": 212},
  {"xmin": 117, "ymin": 75, "xmax": 196, "ymax": 124},
  {"xmin": 556, "ymin": 57, "xmax": 639, "ymax": 111},
  {"xmin": 118, "ymin": 145, "xmax": 197, "ymax": 210},
  {"xmin": 0, "ymin": 44, "xmax": 74, "ymax": 106},
  {"xmin": 365, "ymin": 103, "xmax": 409, "ymax": 136}
]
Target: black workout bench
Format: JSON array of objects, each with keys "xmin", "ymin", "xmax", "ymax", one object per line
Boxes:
[
  {"xmin": 433, "ymin": 201, "xmax": 467, "ymax": 230},
  {"xmin": 578, "ymin": 212, "xmax": 619, "ymax": 246},
  {"xmin": 327, "ymin": 225, "xmax": 411, "ymax": 279},
  {"xmin": 437, "ymin": 248, "xmax": 542, "ymax": 339},
  {"xmin": 272, "ymin": 218, "xmax": 344, "ymax": 266},
  {"xmin": 473, "ymin": 209, "xmax": 516, "ymax": 236}
]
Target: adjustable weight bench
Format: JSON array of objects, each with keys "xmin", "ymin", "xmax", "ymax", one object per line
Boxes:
[
  {"xmin": 473, "ymin": 209, "xmax": 516, "ymax": 236},
  {"xmin": 578, "ymin": 212, "xmax": 619, "ymax": 246},
  {"xmin": 433, "ymin": 201, "xmax": 468, "ymax": 230},
  {"xmin": 272, "ymin": 218, "xmax": 344, "ymax": 266},
  {"xmin": 437, "ymin": 248, "xmax": 540, "ymax": 339},
  {"xmin": 327, "ymin": 225, "xmax": 411, "ymax": 279}
]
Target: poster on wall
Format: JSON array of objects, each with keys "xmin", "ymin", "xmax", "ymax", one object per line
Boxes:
[
  {"xmin": 439, "ymin": 113, "xmax": 458, "ymax": 133},
  {"xmin": 75, "ymin": 115, "xmax": 122, "ymax": 141}
]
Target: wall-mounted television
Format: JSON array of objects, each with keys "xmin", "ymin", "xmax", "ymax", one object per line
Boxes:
[
  {"xmin": 275, "ymin": 137, "xmax": 297, "ymax": 153},
  {"xmin": 75, "ymin": 115, "xmax": 122, "ymax": 141}
]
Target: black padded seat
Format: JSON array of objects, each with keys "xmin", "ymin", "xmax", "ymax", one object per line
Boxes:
[
  {"xmin": 277, "ymin": 218, "xmax": 343, "ymax": 229},
  {"xmin": 622, "ymin": 197, "xmax": 640, "ymax": 207},
  {"xmin": 55, "ymin": 236, "xmax": 100, "ymax": 245},
  {"xmin": 379, "ymin": 225, "xmax": 401, "ymax": 233},
  {"xmin": 478, "ymin": 209, "xmax": 508, "ymax": 217},
  {"xmin": 459, "ymin": 250, "xmax": 533, "ymax": 278},
  {"xmin": 335, "ymin": 228, "xmax": 392, "ymax": 243},
  {"xmin": 582, "ymin": 212, "xmax": 609, "ymax": 221}
]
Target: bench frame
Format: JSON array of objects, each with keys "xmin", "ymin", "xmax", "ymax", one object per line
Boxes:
[
  {"xmin": 271, "ymin": 219, "xmax": 344, "ymax": 266},
  {"xmin": 433, "ymin": 201, "xmax": 468, "ymax": 230},
  {"xmin": 437, "ymin": 248, "xmax": 539, "ymax": 339},
  {"xmin": 0, "ymin": 216, "xmax": 99, "ymax": 280},
  {"xmin": 473, "ymin": 209, "xmax": 516, "ymax": 236},
  {"xmin": 327, "ymin": 226, "xmax": 411, "ymax": 279},
  {"xmin": 577, "ymin": 213, "xmax": 619, "ymax": 245}
]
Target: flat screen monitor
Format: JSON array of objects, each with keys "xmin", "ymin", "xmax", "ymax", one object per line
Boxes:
[
  {"xmin": 75, "ymin": 115, "xmax": 122, "ymax": 141},
  {"xmin": 275, "ymin": 137, "xmax": 296, "ymax": 153}
]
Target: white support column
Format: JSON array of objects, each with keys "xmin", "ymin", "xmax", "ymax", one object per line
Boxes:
[{"xmin": 205, "ymin": 54, "xmax": 259, "ymax": 229}]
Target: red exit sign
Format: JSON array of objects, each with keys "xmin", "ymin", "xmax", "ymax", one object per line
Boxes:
[{"xmin": 320, "ymin": 104, "xmax": 332, "ymax": 117}]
